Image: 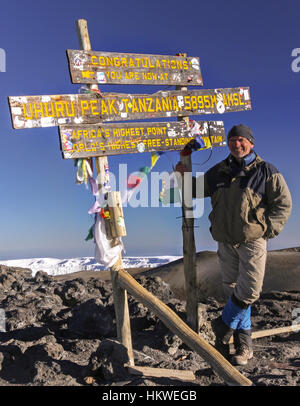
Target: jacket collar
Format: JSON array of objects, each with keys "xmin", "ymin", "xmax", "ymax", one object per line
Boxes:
[
  {"xmin": 218, "ymin": 151, "xmax": 262, "ymax": 176},
  {"xmin": 229, "ymin": 151, "xmax": 257, "ymax": 168}
]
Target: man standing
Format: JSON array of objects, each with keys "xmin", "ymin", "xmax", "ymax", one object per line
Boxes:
[{"xmin": 176, "ymin": 124, "xmax": 292, "ymax": 365}]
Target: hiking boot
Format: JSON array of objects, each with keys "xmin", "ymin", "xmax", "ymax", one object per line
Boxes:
[
  {"xmin": 232, "ymin": 329, "xmax": 253, "ymax": 366},
  {"xmin": 211, "ymin": 316, "xmax": 234, "ymax": 360},
  {"xmin": 231, "ymin": 345, "xmax": 253, "ymax": 366}
]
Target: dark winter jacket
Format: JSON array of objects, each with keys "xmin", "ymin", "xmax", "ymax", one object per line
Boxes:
[{"xmin": 192, "ymin": 153, "xmax": 292, "ymax": 244}]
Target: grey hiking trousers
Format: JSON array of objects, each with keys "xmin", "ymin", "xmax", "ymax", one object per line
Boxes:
[{"xmin": 217, "ymin": 238, "xmax": 267, "ymax": 306}]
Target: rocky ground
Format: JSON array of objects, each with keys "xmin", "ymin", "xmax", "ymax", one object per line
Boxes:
[{"xmin": 0, "ymin": 264, "xmax": 299, "ymax": 388}]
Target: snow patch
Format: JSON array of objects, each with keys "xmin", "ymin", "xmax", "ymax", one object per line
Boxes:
[{"xmin": 0, "ymin": 256, "xmax": 181, "ymax": 277}]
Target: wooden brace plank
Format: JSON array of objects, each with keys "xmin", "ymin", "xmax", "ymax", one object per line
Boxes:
[
  {"xmin": 127, "ymin": 365, "xmax": 195, "ymax": 381},
  {"xmin": 229, "ymin": 323, "xmax": 300, "ymax": 344},
  {"xmin": 116, "ymin": 269, "xmax": 252, "ymax": 386}
]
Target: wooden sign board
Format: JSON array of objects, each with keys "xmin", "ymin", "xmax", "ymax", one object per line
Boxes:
[
  {"xmin": 8, "ymin": 87, "xmax": 251, "ymax": 130},
  {"xmin": 67, "ymin": 50, "xmax": 203, "ymax": 86},
  {"xmin": 59, "ymin": 121, "xmax": 225, "ymax": 159}
]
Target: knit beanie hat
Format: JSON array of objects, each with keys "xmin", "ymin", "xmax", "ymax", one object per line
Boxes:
[{"xmin": 227, "ymin": 124, "xmax": 254, "ymax": 144}]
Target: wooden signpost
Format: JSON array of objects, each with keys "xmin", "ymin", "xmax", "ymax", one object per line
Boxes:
[
  {"xmin": 7, "ymin": 18, "xmax": 255, "ymax": 386},
  {"xmin": 59, "ymin": 120, "xmax": 225, "ymax": 159},
  {"xmin": 175, "ymin": 56, "xmax": 198, "ymax": 334},
  {"xmin": 8, "ymin": 87, "xmax": 251, "ymax": 129},
  {"xmin": 75, "ymin": 19, "xmax": 135, "ymax": 368},
  {"xmin": 67, "ymin": 49, "xmax": 203, "ymax": 86}
]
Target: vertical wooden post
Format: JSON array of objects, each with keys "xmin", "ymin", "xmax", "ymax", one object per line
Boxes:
[
  {"xmin": 76, "ymin": 19, "xmax": 134, "ymax": 366},
  {"xmin": 176, "ymin": 54, "xmax": 199, "ymax": 333}
]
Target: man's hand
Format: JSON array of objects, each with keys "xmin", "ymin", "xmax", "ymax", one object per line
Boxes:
[{"xmin": 175, "ymin": 161, "xmax": 189, "ymax": 176}]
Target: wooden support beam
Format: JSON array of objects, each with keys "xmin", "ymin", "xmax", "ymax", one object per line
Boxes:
[
  {"xmin": 127, "ymin": 365, "xmax": 196, "ymax": 381},
  {"xmin": 176, "ymin": 54, "xmax": 198, "ymax": 333},
  {"xmin": 229, "ymin": 323, "xmax": 300, "ymax": 344},
  {"xmin": 110, "ymin": 257, "xmax": 134, "ymax": 366},
  {"xmin": 76, "ymin": 19, "xmax": 134, "ymax": 367},
  {"xmin": 116, "ymin": 268, "xmax": 252, "ymax": 386}
]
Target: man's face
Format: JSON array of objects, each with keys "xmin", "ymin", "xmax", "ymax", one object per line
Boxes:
[{"xmin": 228, "ymin": 136, "xmax": 254, "ymax": 159}]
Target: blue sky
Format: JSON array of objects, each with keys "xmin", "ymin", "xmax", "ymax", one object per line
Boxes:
[{"xmin": 0, "ymin": 0, "xmax": 299, "ymax": 259}]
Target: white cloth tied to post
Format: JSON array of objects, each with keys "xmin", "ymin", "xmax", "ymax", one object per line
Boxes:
[
  {"xmin": 88, "ymin": 175, "xmax": 123, "ymax": 269},
  {"xmin": 94, "ymin": 212, "xmax": 123, "ymax": 268}
]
